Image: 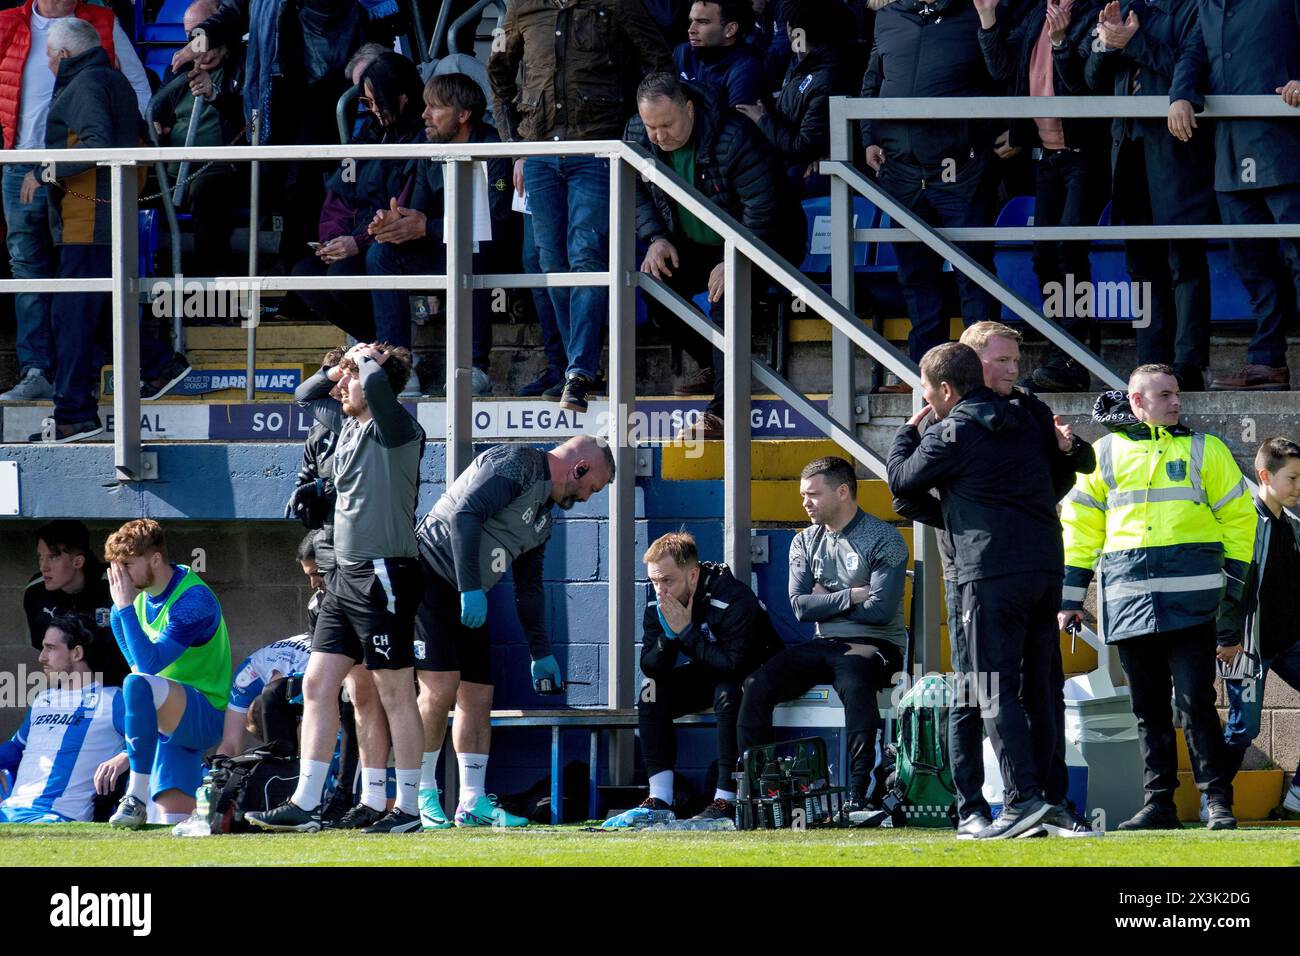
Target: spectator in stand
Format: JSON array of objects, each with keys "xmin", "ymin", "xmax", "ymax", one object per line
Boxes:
[
  {"xmin": 153, "ymin": 0, "xmax": 246, "ymax": 279},
  {"xmin": 1188, "ymin": 0, "xmax": 1300, "ymax": 391},
  {"xmin": 172, "ymin": 0, "xmax": 363, "ymax": 270},
  {"xmin": 1084, "ymin": 0, "xmax": 1216, "ymax": 392},
  {"xmin": 24, "ymin": 520, "xmax": 128, "ymax": 686},
  {"xmin": 488, "ymin": 0, "xmax": 672, "ymax": 414},
  {"xmin": 859, "ymin": 0, "xmax": 1001, "ymax": 376},
  {"xmin": 289, "ymin": 52, "xmax": 425, "ymax": 395},
  {"xmin": 744, "ymin": 0, "xmax": 791, "ymax": 89},
  {"xmin": 626, "ymin": 72, "xmax": 807, "ymax": 438},
  {"xmin": 30, "ymin": 18, "xmax": 190, "ymax": 445},
  {"xmin": 517, "ymin": 204, "xmax": 569, "ymax": 398},
  {"xmin": 342, "ymin": 41, "xmax": 388, "ymax": 140},
  {"xmin": 738, "ymin": 0, "xmax": 857, "ymax": 196},
  {"xmin": 674, "ymin": 0, "xmax": 763, "ymax": 108},
  {"xmin": 0, "ymin": 0, "xmax": 151, "ymax": 403},
  {"xmin": 976, "ymin": 0, "xmax": 1110, "ymax": 394},
  {"xmin": 366, "ymin": 72, "xmax": 514, "ymax": 397}
]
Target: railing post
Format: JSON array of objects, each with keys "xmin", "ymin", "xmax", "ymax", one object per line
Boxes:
[
  {"xmin": 723, "ymin": 240, "xmax": 752, "ymax": 584},
  {"xmin": 445, "ymin": 158, "xmax": 475, "ymax": 480},
  {"xmin": 607, "ymin": 154, "xmax": 638, "ymax": 785},
  {"xmin": 910, "ymin": 389, "xmax": 942, "ymax": 673},
  {"xmin": 828, "ymin": 97, "xmax": 856, "ymax": 429},
  {"xmin": 244, "ymin": 109, "xmax": 260, "ymax": 401},
  {"xmin": 111, "ymin": 161, "xmax": 142, "ymax": 481}
]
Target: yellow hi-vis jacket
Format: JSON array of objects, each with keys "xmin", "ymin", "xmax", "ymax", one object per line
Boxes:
[{"xmin": 1060, "ymin": 419, "xmax": 1256, "ymax": 644}]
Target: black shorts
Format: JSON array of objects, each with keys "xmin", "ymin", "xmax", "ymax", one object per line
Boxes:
[
  {"xmin": 313, "ymin": 558, "xmax": 421, "ymax": 671},
  {"xmin": 413, "ymin": 559, "xmax": 492, "ymax": 684}
]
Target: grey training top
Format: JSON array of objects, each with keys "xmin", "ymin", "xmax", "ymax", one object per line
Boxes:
[
  {"xmin": 295, "ymin": 358, "xmax": 424, "ymax": 566},
  {"xmin": 788, "ymin": 508, "xmax": 910, "ymax": 647},
  {"xmin": 419, "ymin": 443, "xmax": 555, "ymax": 591}
]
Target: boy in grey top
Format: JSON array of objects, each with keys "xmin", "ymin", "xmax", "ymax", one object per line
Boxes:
[
  {"xmin": 411, "ymin": 435, "xmax": 615, "ymax": 828},
  {"xmin": 739, "ymin": 456, "xmax": 909, "ymax": 818},
  {"xmin": 249, "ymin": 343, "xmax": 426, "ymax": 835}
]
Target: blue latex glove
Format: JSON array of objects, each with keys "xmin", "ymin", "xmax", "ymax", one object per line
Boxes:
[
  {"xmin": 531, "ymin": 655, "xmax": 563, "ymax": 693},
  {"xmin": 460, "ymin": 589, "xmax": 488, "ymax": 629}
]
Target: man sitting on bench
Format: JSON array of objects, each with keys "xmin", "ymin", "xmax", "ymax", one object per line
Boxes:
[
  {"xmin": 738, "ymin": 456, "xmax": 909, "ymax": 823},
  {"xmin": 605, "ymin": 532, "xmax": 782, "ymax": 827}
]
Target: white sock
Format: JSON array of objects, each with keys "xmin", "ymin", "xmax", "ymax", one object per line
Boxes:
[
  {"xmin": 714, "ymin": 789, "xmax": 737, "ymax": 803},
  {"xmin": 649, "ymin": 770, "xmax": 673, "ymax": 804},
  {"xmin": 420, "ymin": 750, "xmax": 441, "ymax": 791},
  {"xmin": 127, "ymin": 771, "xmax": 150, "ymax": 804},
  {"xmin": 395, "ymin": 768, "xmax": 420, "ymax": 815},
  {"xmin": 290, "ymin": 759, "xmax": 330, "ymax": 812},
  {"xmin": 458, "ymin": 752, "xmax": 489, "ymax": 806},
  {"xmin": 360, "ymin": 767, "xmax": 388, "ymax": 811},
  {"xmin": 159, "ymin": 812, "xmax": 188, "ymax": 824}
]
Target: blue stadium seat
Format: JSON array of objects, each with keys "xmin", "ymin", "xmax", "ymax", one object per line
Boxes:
[
  {"xmin": 993, "ymin": 195, "xmax": 1040, "ymax": 322},
  {"xmin": 798, "ymin": 196, "xmax": 878, "ymax": 274}
]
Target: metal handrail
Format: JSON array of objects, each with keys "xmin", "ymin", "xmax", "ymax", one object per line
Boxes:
[{"xmin": 447, "ymin": 0, "xmax": 500, "ymax": 54}]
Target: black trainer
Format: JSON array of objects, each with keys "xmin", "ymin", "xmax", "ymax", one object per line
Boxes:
[
  {"xmin": 246, "ymin": 800, "xmax": 322, "ymax": 833},
  {"xmin": 1116, "ymin": 802, "xmax": 1183, "ymax": 831},
  {"xmin": 27, "ymin": 417, "xmax": 105, "ymax": 444},
  {"xmin": 558, "ymin": 374, "xmax": 592, "ymax": 413},
  {"xmin": 837, "ymin": 792, "xmax": 889, "ymax": 828},
  {"xmin": 1039, "ymin": 800, "xmax": 1102, "ymax": 838},
  {"xmin": 325, "ymin": 803, "xmax": 384, "ymax": 831},
  {"xmin": 1031, "ymin": 357, "xmax": 1090, "ymax": 392},
  {"xmin": 362, "ymin": 808, "xmax": 422, "ymax": 833},
  {"xmin": 973, "ymin": 797, "xmax": 1050, "ymax": 840},
  {"xmin": 1205, "ymin": 797, "xmax": 1237, "ymax": 831},
  {"xmin": 141, "ymin": 353, "xmax": 193, "ymax": 401},
  {"xmin": 689, "ymin": 798, "xmax": 735, "ymax": 821}
]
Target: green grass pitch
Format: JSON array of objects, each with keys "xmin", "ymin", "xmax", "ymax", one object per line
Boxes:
[{"xmin": 4, "ymin": 823, "xmax": 1300, "ymax": 867}]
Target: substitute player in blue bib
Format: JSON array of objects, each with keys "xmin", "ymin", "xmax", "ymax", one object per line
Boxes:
[
  {"xmin": 103, "ymin": 519, "xmax": 233, "ymax": 828},
  {"xmin": 217, "ymin": 633, "xmax": 312, "ymax": 757},
  {"xmin": 0, "ymin": 614, "xmax": 127, "ymax": 823}
]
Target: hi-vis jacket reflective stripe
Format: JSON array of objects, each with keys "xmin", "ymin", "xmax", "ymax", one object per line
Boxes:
[{"xmin": 1060, "ymin": 423, "xmax": 1256, "ymax": 643}]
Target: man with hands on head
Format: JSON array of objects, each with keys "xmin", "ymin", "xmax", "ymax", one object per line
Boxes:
[
  {"xmin": 412, "ymin": 435, "xmax": 615, "ymax": 829},
  {"xmin": 250, "ymin": 341, "xmax": 426, "ymax": 834}
]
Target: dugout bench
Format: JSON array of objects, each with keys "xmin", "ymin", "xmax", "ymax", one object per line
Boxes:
[{"xmin": 442, "ymin": 687, "xmax": 898, "ymax": 824}]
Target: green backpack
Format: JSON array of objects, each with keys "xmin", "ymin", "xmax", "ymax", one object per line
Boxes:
[{"xmin": 892, "ymin": 674, "xmax": 958, "ymax": 828}]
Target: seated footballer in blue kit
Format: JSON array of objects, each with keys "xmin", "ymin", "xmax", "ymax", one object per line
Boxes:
[{"xmin": 102, "ymin": 519, "xmax": 232, "ymax": 828}]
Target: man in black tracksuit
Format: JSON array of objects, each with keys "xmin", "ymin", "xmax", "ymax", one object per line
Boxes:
[
  {"xmin": 628, "ymin": 532, "xmax": 783, "ymax": 823},
  {"xmin": 891, "ymin": 321, "xmax": 1097, "ymax": 837},
  {"xmin": 887, "ymin": 342, "xmax": 1065, "ymax": 839},
  {"xmin": 1084, "ymin": 0, "xmax": 1217, "ymax": 391},
  {"xmin": 859, "ymin": 0, "xmax": 1001, "ymax": 365}
]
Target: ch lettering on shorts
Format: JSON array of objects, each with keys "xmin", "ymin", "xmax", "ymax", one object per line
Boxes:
[{"xmin": 371, "ymin": 633, "xmax": 391, "ymax": 660}]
